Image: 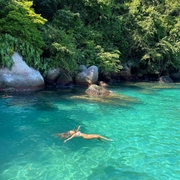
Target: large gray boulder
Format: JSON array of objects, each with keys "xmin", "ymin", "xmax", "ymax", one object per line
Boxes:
[
  {"xmin": 56, "ymin": 70, "xmax": 73, "ymax": 88},
  {"xmin": 45, "ymin": 68, "xmax": 73, "ymax": 88},
  {"xmin": 45, "ymin": 68, "xmax": 61, "ymax": 84},
  {"xmin": 75, "ymin": 65, "xmax": 98, "ymax": 86},
  {"xmin": 0, "ymin": 52, "xmax": 44, "ymax": 92}
]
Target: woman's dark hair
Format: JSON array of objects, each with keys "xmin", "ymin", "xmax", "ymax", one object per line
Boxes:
[{"xmin": 59, "ymin": 132, "xmax": 71, "ymax": 139}]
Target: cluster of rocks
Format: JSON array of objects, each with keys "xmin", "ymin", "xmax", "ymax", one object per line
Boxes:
[
  {"xmin": 0, "ymin": 53, "xmax": 100, "ymax": 93},
  {"xmin": 45, "ymin": 65, "xmax": 98, "ymax": 88},
  {"xmin": 0, "ymin": 52, "xmax": 179, "ymax": 93}
]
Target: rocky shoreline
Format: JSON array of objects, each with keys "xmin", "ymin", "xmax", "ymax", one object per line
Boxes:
[{"xmin": 0, "ymin": 52, "xmax": 180, "ymax": 93}]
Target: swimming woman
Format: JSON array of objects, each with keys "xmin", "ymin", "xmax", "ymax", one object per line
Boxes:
[
  {"xmin": 55, "ymin": 126, "xmax": 81, "ymax": 139},
  {"xmin": 56, "ymin": 126, "xmax": 112, "ymax": 143}
]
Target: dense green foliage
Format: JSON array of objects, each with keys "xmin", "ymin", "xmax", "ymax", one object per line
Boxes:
[
  {"xmin": 38, "ymin": 1, "xmax": 123, "ymax": 73},
  {"xmin": 0, "ymin": 0, "xmax": 180, "ymax": 76},
  {"xmin": 0, "ymin": 0, "xmax": 46, "ymax": 69},
  {"xmin": 123, "ymin": 0, "xmax": 180, "ymax": 75}
]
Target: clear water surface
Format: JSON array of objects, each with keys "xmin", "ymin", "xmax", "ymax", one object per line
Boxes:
[{"xmin": 0, "ymin": 82, "xmax": 179, "ymax": 180}]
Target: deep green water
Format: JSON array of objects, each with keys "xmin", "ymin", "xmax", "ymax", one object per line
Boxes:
[{"xmin": 0, "ymin": 82, "xmax": 180, "ymax": 180}]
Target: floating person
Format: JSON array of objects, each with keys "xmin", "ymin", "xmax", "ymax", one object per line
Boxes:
[
  {"xmin": 54, "ymin": 126, "xmax": 81, "ymax": 140},
  {"xmin": 55, "ymin": 126, "xmax": 112, "ymax": 143}
]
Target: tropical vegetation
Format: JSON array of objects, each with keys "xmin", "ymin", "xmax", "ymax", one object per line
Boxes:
[{"xmin": 0, "ymin": 0, "xmax": 179, "ymax": 77}]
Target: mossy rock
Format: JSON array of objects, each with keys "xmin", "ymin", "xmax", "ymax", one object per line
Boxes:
[{"xmin": 85, "ymin": 84, "xmax": 111, "ymax": 97}]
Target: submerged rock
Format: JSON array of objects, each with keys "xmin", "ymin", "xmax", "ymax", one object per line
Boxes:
[
  {"xmin": 85, "ymin": 84, "xmax": 111, "ymax": 97},
  {"xmin": 71, "ymin": 92, "xmax": 139, "ymax": 106}
]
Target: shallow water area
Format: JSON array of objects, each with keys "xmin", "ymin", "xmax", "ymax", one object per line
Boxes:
[{"xmin": 0, "ymin": 82, "xmax": 180, "ymax": 180}]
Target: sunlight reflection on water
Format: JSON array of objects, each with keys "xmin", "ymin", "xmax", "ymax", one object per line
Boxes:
[{"xmin": 0, "ymin": 83, "xmax": 180, "ymax": 180}]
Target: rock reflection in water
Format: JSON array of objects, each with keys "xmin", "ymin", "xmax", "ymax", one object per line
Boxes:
[{"xmin": 6, "ymin": 95, "xmax": 58, "ymax": 111}]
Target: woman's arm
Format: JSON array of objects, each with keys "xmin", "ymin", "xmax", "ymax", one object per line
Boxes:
[
  {"xmin": 76, "ymin": 125, "xmax": 81, "ymax": 131},
  {"xmin": 64, "ymin": 134, "xmax": 76, "ymax": 143}
]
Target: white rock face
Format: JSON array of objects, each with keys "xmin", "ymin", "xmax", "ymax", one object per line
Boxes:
[{"xmin": 0, "ymin": 52, "xmax": 44, "ymax": 92}]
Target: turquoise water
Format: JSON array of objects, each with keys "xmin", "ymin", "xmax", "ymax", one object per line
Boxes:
[{"xmin": 0, "ymin": 82, "xmax": 180, "ymax": 180}]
